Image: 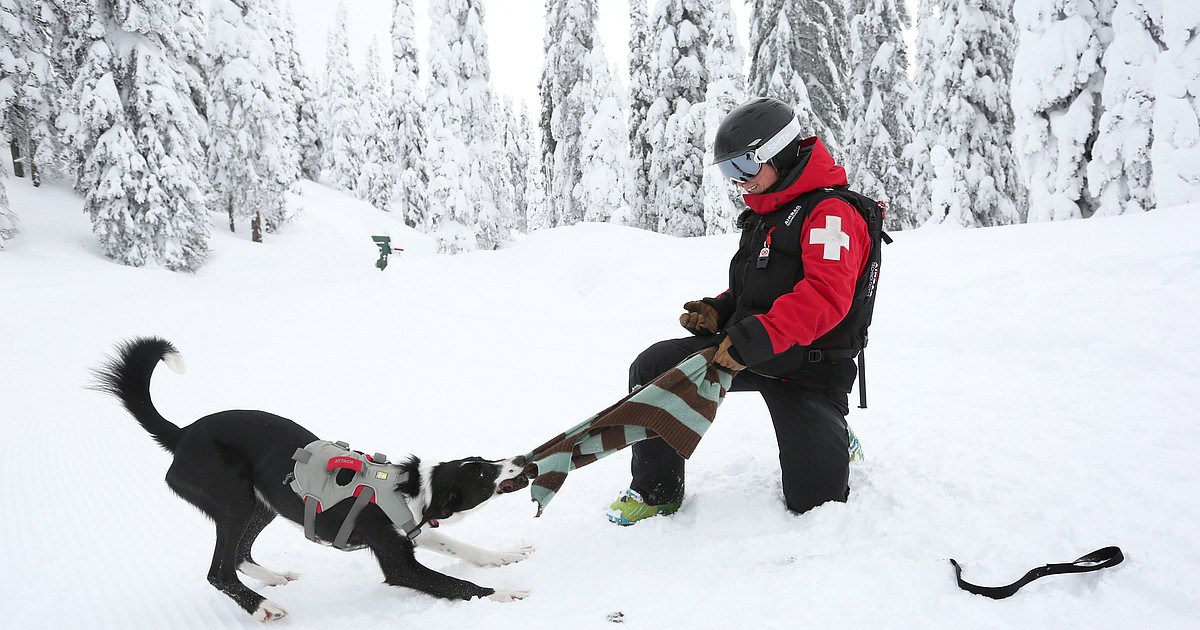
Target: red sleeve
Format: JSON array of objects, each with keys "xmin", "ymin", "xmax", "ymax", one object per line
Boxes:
[
  {"xmin": 726, "ymin": 198, "xmax": 870, "ymax": 365},
  {"xmin": 761, "ymin": 198, "xmax": 870, "ymax": 350}
]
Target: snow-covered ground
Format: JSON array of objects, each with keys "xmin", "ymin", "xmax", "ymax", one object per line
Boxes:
[{"xmin": 2, "ymin": 176, "xmax": 1198, "ymax": 629}]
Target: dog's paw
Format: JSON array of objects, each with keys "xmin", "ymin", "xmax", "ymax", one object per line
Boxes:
[
  {"xmin": 263, "ymin": 571, "xmax": 301, "ymax": 586},
  {"xmin": 240, "ymin": 562, "xmax": 300, "ymax": 586},
  {"xmin": 474, "ymin": 544, "xmax": 535, "ymax": 567},
  {"xmin": 495, "ymin": 545, "xmax": 536, "ymax": 566},
  {"xmin": 487, "ymin": 589, "xmax": 530, "ymax": 603},
  {"xmin": 253, "ymin": 600, "xmax": 288, "ymax": 622}
]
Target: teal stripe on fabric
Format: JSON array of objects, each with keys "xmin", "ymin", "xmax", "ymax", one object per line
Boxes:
[
  {"xmin": 680, "ymin": 355, "xmax": 730, "ymax": 404},
  {"xmin": 634, "ymin": 384, "xmax": 714, "ymax": 437},
  {"xmin": 530, "ymin": 486, "xmax": 556, "ymax": 509},
  {"xmin": 563, "ymin": 415, "xmax": 600, "ymax": 439},
  {"xmin": 624, "ymin": 425, "xmax": 647, "ymax": 443},
  {"xmin": 695, "ymin": 369, "xmax": 729, "ymax": 404},
  {"xmin": 535, "ymin": 451, "xmax": 573, "ymax": 476},
  {"xmin": 578, "ymin": 433, "xmax": 607, "ymax": 456}
]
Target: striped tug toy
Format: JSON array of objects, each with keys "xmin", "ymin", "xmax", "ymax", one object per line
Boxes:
[{"xmin": 500, "ymin": 347, "xmax": 734, "ymax": 516}]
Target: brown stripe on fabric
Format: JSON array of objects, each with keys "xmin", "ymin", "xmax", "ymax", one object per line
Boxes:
[
  {"xmin": 705, "ymin": 363, "xmax": 731, "ymax": 398},
  {"xmin": 572, "ymin": 453, "xmax": 599, "ymax": 468},
  {"xmin": 618, "ymin": 401, "xmax": 702, "ymax": 458},
  {"xmin": 669, "ymin": 365, "xmax": 722, "ymax": 421},
  {"xmin": 533, "ymin": 471, "xmax": 568, "ymax": 491},
  {"xmin": 528, "ymin": 431, "xmax": 570, "ymax": 459},
  {"xmin": 600, "ymin": 427, "xmax": 629, "ymax": 452}
]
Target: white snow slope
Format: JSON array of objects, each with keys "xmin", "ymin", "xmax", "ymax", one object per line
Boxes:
[{"xmin": 1, "ymin": 177, "xmax": 1198, "ymax": 629}]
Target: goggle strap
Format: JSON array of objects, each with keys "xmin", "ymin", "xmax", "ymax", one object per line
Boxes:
[{"xmin": 753, "ymin": 116, "xmax": 801, "ymax": 163}]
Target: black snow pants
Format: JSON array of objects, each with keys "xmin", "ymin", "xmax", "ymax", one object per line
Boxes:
[{"xmin": 628, "ymin": 335, "xmax": 851, "ymax": 514}]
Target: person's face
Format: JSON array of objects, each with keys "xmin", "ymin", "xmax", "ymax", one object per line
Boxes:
[{"xmin": 735, "ymin": 162, "xmax": 778, "ymax": 195}]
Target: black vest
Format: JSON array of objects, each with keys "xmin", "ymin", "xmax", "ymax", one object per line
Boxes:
[{"xmin": 727, "ymin": 187, "xmax": 885, "ymax": 390}]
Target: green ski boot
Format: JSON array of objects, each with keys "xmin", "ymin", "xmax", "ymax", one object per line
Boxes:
[
  {"xmin": 848, "ymin": 425, "xmax": 864, "ymax": 463},
  {"xmin": 606, "ymin": 489, "xmax": 681, "ymax": 526}
]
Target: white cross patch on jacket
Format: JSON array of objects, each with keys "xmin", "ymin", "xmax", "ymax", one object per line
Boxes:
[{"xmin": 809, "ymin": 215, "xmax": 850, "ymax": 261}]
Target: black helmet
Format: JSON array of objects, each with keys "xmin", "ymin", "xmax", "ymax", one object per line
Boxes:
[{"xmin": 713, "ymin": 97, "xmax": 801, "ymax": 165}]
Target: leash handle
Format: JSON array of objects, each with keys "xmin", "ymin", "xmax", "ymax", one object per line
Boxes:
[{"xmin": 950, "ymin": 546, "xmax": 1124, "ymax": 599}]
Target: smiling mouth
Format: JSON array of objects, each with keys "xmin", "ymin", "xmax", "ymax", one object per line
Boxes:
[{"xmin": 744, "ymin": 184, "xmax": 759, "ymax": 193}]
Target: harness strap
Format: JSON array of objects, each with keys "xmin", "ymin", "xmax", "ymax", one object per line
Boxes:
[
  {"xmin": 333, "ymin": 486, "xmax": 376, "ymax": 549},
  {"xmin": 303, "ymin": 496, "xmax": 319, "ymax": 543},
  {"xmin": 950, "ymin": 546, "xmax": 1124, "ymax": 599},
  {"xmin": 290, "ymin": 441, "xmax": 421, "ymax": 546},
  {"xmin": 382, "ymin": 497, "xmax": 421, "ymax": 540}
]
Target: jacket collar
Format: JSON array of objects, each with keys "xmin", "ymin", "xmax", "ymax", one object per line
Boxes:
[{"xmin": 742, "ymin": 137, "xmax": 847, "ymax": 215}]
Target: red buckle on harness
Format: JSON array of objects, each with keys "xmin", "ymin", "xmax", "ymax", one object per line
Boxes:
[{"xmin": 327, "ymin": 456, "xmax": 363, "ymax": 473}]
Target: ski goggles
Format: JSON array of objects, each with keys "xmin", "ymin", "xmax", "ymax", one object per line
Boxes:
[
  {"xmin": 714, "ymin": 116, "xmax": 803, "ymax": 183},
  {"xmin": 716, "ymin": 152, "xmax": 763, "ymax": 183}
]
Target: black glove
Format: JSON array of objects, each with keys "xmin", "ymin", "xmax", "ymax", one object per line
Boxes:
[{"xmin": 680, "ymin": 300, "xmax": 719, "ymax": 335}]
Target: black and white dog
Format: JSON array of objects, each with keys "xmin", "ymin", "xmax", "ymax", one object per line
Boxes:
[{"xmin": 94, "ymin": 337, "xmax": 532, "ymax": 622}]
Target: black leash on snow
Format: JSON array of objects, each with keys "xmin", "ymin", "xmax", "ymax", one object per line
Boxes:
[{"xmin": 949, "ymin": 546, "xmax": 1124, "ymax": 599}]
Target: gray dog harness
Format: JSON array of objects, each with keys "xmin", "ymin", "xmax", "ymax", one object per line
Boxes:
[{"xmin": 287, "ymin": 440, "xmax": 422, "ymax": 549}]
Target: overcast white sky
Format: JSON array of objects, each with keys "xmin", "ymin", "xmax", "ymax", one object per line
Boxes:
[{"xmin": 286, "ymin": 0, "xmax": 750, "ymax": 110}]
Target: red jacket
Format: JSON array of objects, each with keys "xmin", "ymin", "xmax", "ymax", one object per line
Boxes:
[{"xmin": 714, "ymin": 137, "xmax": 871, "ymax": 374}]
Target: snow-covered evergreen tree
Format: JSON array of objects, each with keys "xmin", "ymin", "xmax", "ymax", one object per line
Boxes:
[
  {"xmin": 67, "ymin": 0, "xmax": 210, "ymax": 271},
  {"xmin": 50, "ymin": 0, "xmax": 94, "ymax": 183},
  {"xmin": 426, "ymin": 0, "xmax": 469, "ymax": 250},
  {"xmin": 321, "ymin": 2, "xmax": 363, "ymax": 194},
  {"xmin": 905, "ymin": 0, "xmax": 939, "ymax": 225},
  {"xmin": 425, "ymin": 0, "xmax": 509, "ymax": 251},
  {"xmin": 908, "ymin": 0, "xmax": 1021, "ymax": 228},
  {"xmin": 577, "ymin": 49, "xmax": 632, "ymax": 224},
  {"xmin": 0, "ymin": 1, "xmax": 23, "ymax": 247},
  {"xmin": 700, "ymin": 0, "xmax": 745, "ymax": 235},
  {"xmin": 392, "ymin": 0, "xmax": 428, "ymax": 228},
  {"xmin": 748, "ymin": 0, "xmax": 842, "ymax": 152},
  {"xmin": 523, "ymin": 108, "xmax": 551, "ymax": 232},
  {"xmin": 1, "ymin": 0, "xmax": 60, "ymax": 186},
  {"xmin": 0, "ymin": 113, "xmax": 15, "ymax": 247},
  {"xmin": 746, "ymin": 0, "xmax": 817, "ymax": 142},
  {"xmin": 843, "ymin": 0, "xmax": 915, "ymax": 230},
  {"xmin": 792, "ymin": 0, "xmax": 850, "ymax": 153},
  {"xmin": 266, "ymin": 0, "xmax": 320, "ymax": 182},
  {"xmin": 1012, "ymin": 0, "xmax": 1109, "ymax": 222},
  {"xmin": 292, "ymin": 57, "xmax": 322, "ymax": 181},
  {"xmin": 645, "ymin": 0, "xmax": 713, "ymax": 237},
  {"xmin": 627, "ymin": 0, "xmax": 654, "ymax": 228},
  {"xmin": 0, "ymin": 169, "xmax": 13, "ymax": 248},
  {"xmin": 260, "ymin": 0, "xmax": 303, "ymax": 187},
  {"xmin": 1151, "ymin": 1, "xmax": 1200, "ymax": 208},
  {"xmin": 356, "ymin": 38, "xmax": 395, "ymax": 212},
  {"xmin": 206, "ymin": 0, "xmax": 294, "ymax": 242},
  {"xmin": 461, "ymin": 0, "xmax": 511, "ymax": 249},
  {"xmin": 539, "ymin": 0, "xmax": 598, "ymax": 228},
  {"xmin": 1088, "ymin": 0, "xmax": 1161, "ymax": 217},
  {"xmin": 499, "ymin": 97, "xmax": 528, "ymax": 232}
]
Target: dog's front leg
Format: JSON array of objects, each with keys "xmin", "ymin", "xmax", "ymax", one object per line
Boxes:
[
  {"xmin": 413, "ymin": 528, "xmax": 535, "ymax": 567},
  {"xmin": 361, "ymin": 517, "xmax": 527, "ymax": 602}
]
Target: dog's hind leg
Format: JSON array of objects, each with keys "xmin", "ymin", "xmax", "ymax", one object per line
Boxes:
[
  {"xmin": 235, "ymin": 501, "xmax": 299, "ymax": 587},
  {"xmin": 166, "ymin": 455, "xmax": 288, "ymax": 622}
]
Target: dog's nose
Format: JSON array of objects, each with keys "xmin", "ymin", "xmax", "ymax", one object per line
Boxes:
[{"xmin": 512, "ymin": 455, "xmax": 527, "ymax": 467}]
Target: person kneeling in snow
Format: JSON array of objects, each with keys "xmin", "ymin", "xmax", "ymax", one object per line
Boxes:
[{"xmin": 609, "ymin": 97, "xmax": 883, "ymax": 524}]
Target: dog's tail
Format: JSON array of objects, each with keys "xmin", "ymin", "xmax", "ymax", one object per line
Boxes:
[{"xmin": 93, "ymin": 337, "xmax": 187, "ymax": 453}]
